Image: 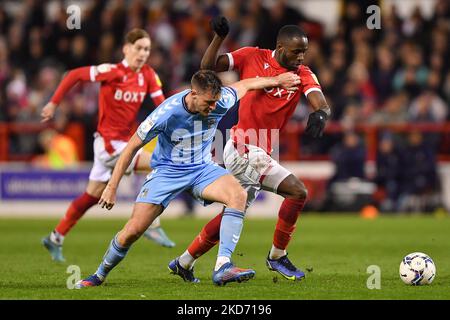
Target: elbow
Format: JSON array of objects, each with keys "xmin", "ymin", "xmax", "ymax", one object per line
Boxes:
[{"xmin": 200, "ymin": 61, "xmax": 213, "ymax": 70}]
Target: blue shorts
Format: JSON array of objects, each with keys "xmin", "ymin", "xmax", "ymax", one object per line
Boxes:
[{"xmin": 136, "ymin": 163, "xmax": 229, "ymax": 208}]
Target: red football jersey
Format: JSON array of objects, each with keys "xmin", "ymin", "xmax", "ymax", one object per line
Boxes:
[
  {"xmin": 227, "ymin": 47, "xmax": 322, "ymax": 154},
  {"xmin": 51, "ymin": 59, "xmax": 164, "ymax": 153}
]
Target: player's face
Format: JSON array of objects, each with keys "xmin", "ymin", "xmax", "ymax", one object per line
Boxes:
[
  {"xmin": 278, "ymin": 36, "xmax": 308, "ymax": 71},
  {"xmin": 192, "ymin": 90, "xmax": 221, "ymax": 117},
  {"xmin": 124, "ymin": 37, "xmax": 151, "ymax": 71}
]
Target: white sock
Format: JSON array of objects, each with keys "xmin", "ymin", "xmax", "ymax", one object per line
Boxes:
[
  {"xmin": 50, "ymin": 230, "xmax": 64, "ymax": 246},
  {"xmin": 269, "ymin": 245, "xmax": 286, "ymax": 260},
  {"xmin": 178, "ymin": 250, "xmax": 196, "ymax": 270},
  {"xmin": 214, "ymin": 256, "xmax": 230, "ymax": 271}
]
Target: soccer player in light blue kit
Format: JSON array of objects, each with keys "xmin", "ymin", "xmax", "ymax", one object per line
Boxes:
[{"xmin": 75, "ymin": 70, "xmax": 300, "ymax": 287}]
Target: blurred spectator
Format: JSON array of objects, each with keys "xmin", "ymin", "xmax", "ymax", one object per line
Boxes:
[
  {"xmin": 329, "ymin": 131, "xmax": 366, "ymax": 184},
  {"xmin": 32, "ymin": 128, "xmax": 79, "ymax": 169},
  {"xmin": 374, "ymin": 134, "xmax": 402, "ymax": 212},
  {"xmin": 408, "ymin": 90, "xmax": 448, "ymax": 123},
  {"xmin": 371, "ymin": 45, "xmax": 397, "ymax": 104},
  {"xmin": 254, "ymin": 0, "xmax": 306, "ymax": 49},
  {"xmin": 398, "ymin": 131, "xmax": 440, "ymax": 212},
  {"xmin": 393, "ymin": 43, "xmax": 429, "ymax": 97},
  {"xmin": 370, "ymin": 91, "xmax": 408, "ymax": 124}
]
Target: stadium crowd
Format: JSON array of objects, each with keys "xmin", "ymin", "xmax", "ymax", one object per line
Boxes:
[{"xmin": 0, "ymin": 0, "xmax": 449, "ymax": 212}]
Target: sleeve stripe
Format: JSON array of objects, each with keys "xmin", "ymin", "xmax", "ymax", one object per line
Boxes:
[
  {"xmin": 224, "ymin": 86, "xmax": 238, "ymax": 102},
  {"xmin": 226, "ymin": 53, "xmax": 234, "ymax": 71},
  {"xmin": 304, "ymin": 87, "xmax": 322, "ymax": 97},
  {"xmin": 89, "ymin": 66, "xmax": 96, "ymax": 82},
  {"xmin": 150, "ymin": 89, "xmax": 163, "ymax": 98}
]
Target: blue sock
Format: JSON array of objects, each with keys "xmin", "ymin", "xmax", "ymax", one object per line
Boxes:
[
  {"xmin": 95, "ymin": 235, "xmax": 130, "ymax": 280},
  {"xmin": 218, "ymin": 208, "xmax": 245, "ymax": 259}
]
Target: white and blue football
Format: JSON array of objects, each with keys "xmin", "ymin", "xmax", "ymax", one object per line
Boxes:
[{"xmin": 399, "ymin": 252, "xmax": 436, "ymax": 285}]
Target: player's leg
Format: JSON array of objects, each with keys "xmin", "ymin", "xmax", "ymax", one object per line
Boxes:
[
  {"xmin": 262, "ymin": 166, "xmax": 307, "ymax": 281},
  {"xmin": 193, "ymin": 165, "xmax": 256, "ymax": 286},
  {"xmin": 134, "ymin": 149, "xmax": 176, "ymax": 248},
  {"xmin": 42, "ymin": 179, "xmax": 105, "ymax": 262},
  {"xmin": 78, "ymin": 165, "xmax": 194, "ymax": 287},
  {"xmin": 76, "ymin": 202, "xmax": 163, "ymax": 288},
  {"xmin": 176, "ymin": 139, "xmax": 260, "ymax": 271},
  {"xmin": 42, "ymin": 134, "xmax": 116, "ymax": 262}
]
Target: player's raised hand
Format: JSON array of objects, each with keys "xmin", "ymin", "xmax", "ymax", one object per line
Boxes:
[
  {"xmin": 41, "ymin": 102, "xmax": 57, "ymax": 123},
  {"xmin": 276, "ymin": 72, "xmax": 301, "ymax": 91},
  {"xmin": 210, "ymin": 16, "xmax": 229, "ymax": 38},
  {"xmin": 305, "ymin": 109, "xmax": 328, "ymax": 138},
  {"xmin": 99, "ymin": 185, "xmax": 116, "ymax": 211}
]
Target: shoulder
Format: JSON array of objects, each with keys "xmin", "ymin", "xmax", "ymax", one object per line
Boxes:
[
  {"xmin": 233, "ymin": 47, "xmax": 261, "ymax": 54},
  {"xmin": 299, "ymin": 65, "xmax": 312, "ymax": 74},
  {"xmin": 141, "ymin": 64, "xmax": 153, "ymax": 73},
  {"xmin": 299, "ymin": 65, "xmax": 321, "ymax": 83},
  {"xmin": 143, "ymin": 65, "xmax": 162, "ymax": 83},
  {"xmin": 231, "ymin": 46, "xmax": 260, "ymax": 56},
  {"xmin": 141, "ymin": 65, "xmax": 156, "ymax": 78},
  {"xmin": 157, "ymin": 90, "xmax": 187, "ymax": 110},
  {"xmin": 94, "ymin": 62, "xmax": 125, "ymax": 82}
]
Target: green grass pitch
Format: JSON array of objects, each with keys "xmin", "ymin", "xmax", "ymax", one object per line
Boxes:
[{"xmin": 0, "ymin": 215, "xmax": 449, "ymax": 300}]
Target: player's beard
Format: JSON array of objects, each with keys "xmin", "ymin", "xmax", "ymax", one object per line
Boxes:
[{"xmin": 280, "ymin": 53, "xmax": 297, "ymax": 71}]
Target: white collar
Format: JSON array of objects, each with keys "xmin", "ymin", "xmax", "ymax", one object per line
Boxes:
[{"xmin": 121, "ymin": 59, "xmax": 129, "ymax": 68}]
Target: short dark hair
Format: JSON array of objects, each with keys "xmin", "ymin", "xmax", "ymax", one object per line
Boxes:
[
  {"xmin": 124, "ymin": 28, "xmax": 150, "ymax": 44},
  {"xmin": 277, "ymin": 25, "xmax": 307, "ymax": 43},
  {"xmin": 191, "ymin": 70, "xmax": 222, "ymax": 97}
]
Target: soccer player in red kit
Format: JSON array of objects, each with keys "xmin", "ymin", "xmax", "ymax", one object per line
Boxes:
[
  {"xmin": 41, "ymin": 29, "xmax": 175, "ymax": 262},
  {"xmin": 169, "ymin": 18, "xmax": 331, "ymax": 282}
]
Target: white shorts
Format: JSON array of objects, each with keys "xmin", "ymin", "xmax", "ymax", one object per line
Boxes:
[
  {"xmin": 89, "ymin": 133, "xmax": 142, "ymax": 182},
  {"xmin": 223, "ymin": 139, "xmax": 292, "ymax": 209}
]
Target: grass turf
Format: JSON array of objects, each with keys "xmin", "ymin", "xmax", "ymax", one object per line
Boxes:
[{"xmin": 0, "ymin": 215, "xmax": 449, "ymax": 300}]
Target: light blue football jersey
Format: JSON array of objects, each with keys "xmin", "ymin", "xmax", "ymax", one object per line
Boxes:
[{"xmin": 136, "ymin": 87, "xmax": 238, "ymax": 168}]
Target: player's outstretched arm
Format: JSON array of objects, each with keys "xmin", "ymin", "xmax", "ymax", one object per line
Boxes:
[
  {"xmin": 200, "ymin": 16, "xmax": 230, "ymax": 72},
  {"xmin": 99, "ymin": 133, "xmax": 145, "ymax": 210},
  {"xmin": 230, "ymin": 72, "xmax": 301, "ymax": 101},
  {"xmin": 41, "ymin": 64, "xmax": 117, "ymax": 123}
]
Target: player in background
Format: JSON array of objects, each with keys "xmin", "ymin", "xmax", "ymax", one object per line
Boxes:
[
  {"xmin": 40, "ymin": 29, "xmax": 175, "ymax": 262},
  {"xmin": 170, "ymin": 17, "xmax": 331, "ymax": 282},
  {"xmin": 75, "ymin": 70, "xmax": 300, "ymax": 288}
]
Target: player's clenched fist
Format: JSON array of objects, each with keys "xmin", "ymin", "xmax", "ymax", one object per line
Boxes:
[
  {"xmin": 305, "ymin": 109, "xmax": 328, "ymax": 138},
  {"xmin": 275, "ymin": 72, "xmax": 301, "ymax": 91},
  {"xmin": 210, "ymin": 16, "xmax": 229, "ymax": 38},
  {"xmin": 99, "ymin": 185, "xmax": 116, "ymax": 210}
]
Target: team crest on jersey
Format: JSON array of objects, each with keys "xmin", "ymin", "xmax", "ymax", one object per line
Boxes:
[{"xmin": 155, "ymin": 73, "xmax": 162, "ymax": 87}]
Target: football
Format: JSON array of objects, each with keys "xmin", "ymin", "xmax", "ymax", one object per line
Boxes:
[{"xmin": 399, "ymin": 252, "xmax": 436, "ymax": 285}]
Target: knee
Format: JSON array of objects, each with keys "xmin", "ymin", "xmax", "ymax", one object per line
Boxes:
[
  {"xmin": 228, "ymin": 187, "xmax": 247, "ymax": 210},
  {"xmin": 290, "ymin": 182, "xmax": 308, "ymax": 201},
  {"xmin": 122, "ymin": 225, "xmax": 145, "ymax": 246}
]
